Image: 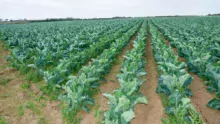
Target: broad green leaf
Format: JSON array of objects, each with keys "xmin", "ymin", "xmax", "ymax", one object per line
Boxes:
[{"xmin": 121, "ymin": 110, "xmax": 135, "ymax": 123}]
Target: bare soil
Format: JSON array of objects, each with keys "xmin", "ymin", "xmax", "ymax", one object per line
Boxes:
[
  {"xmin": 131, "ymin": 24, "xmax": 165, "ymax": 124},
  {"xmin": 161, "ymin": 33, "xmax": 220, "ymax": 124},
  {"xmin": 0, "ymin": 42, "xmax": 8, "ymax": 67},
  {"xmin": 0, "ymin": 41, "xmax": 63, "ymax": 124}
]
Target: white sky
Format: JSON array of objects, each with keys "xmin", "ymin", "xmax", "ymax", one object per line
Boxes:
[{"xmin": 0, "ymin": 0, "xmax": 219, "ymax": 20}]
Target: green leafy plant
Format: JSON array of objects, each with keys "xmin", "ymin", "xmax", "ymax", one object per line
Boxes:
[
  {"xmin": 17, "ymin": 105, "xmax": 24, "ymax": 117},
  {"xmin": 0, "ymin": 116, "xmax": 8, "ymax": 124},
  {"xmin": 25, "ymin": 102, "xmax": 41, "ymax": 115}
]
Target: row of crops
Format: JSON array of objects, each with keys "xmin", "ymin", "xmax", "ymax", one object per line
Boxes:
[
  {"xmin": 149, "ymin": 22, "xmax": 203, "ymax": 123},
  {"xmin": 103, "ymin": 21, "xmax": 147, "ymax": 123},
  {"xmin": 0, "ymin": 18, "xmax": 142, "ymax": 85},
  {"xmin": 150, "ymin": 16, "xmax": 220, "ymax": 110}
]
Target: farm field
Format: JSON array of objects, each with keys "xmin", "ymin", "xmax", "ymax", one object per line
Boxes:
[{"xmin": 0, "ymin": 17, "xmax": 219, "ymax": 124}]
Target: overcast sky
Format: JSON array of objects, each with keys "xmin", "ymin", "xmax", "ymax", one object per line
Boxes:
[{"xmin": 0, "ymin": 0, "xmax": 219, "ymax": 19}]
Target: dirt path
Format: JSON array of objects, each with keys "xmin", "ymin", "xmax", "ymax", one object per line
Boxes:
[
  {"xmin": 159, "ymin": 31, "xmax": 220, "ymax": 124},
  {"xmin": 79, "ymin": 27, "xmax": 141, "ymax": 124},
  {"xmin": 131, "ymin": 22, "xmax": 165, "ymax": 124},
  {"xmin": 0, "ymin": 41, "xmax": 63, "ymax": 124}
]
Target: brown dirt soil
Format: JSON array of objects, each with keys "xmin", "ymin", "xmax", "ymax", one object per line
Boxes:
[
  {"xmin": 160, "ymin": 32, "xmax": 220, "ymax": 124},
  {"xmin": 79, "ymin": 28, "xmax": 140, "ymax": 124},
  {"xmin": 0, "ymin": 41, "xmax": 8, "ymax": 67},
  {"xmin": 131, "ymin": 24, "xmax": 165, "ymax": 124},
  {"xmin": 0, "ymin": 41, "xmax": 63, "ymax": 124}
]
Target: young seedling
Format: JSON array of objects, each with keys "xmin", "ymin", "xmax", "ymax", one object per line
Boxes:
[
  {"xmin": 25, "ymin": 101, "xmax": 41, "ymax": 115},
  {"xmin": 17, "ymin": 105, "xmax": 24, "ymax": 117}
]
